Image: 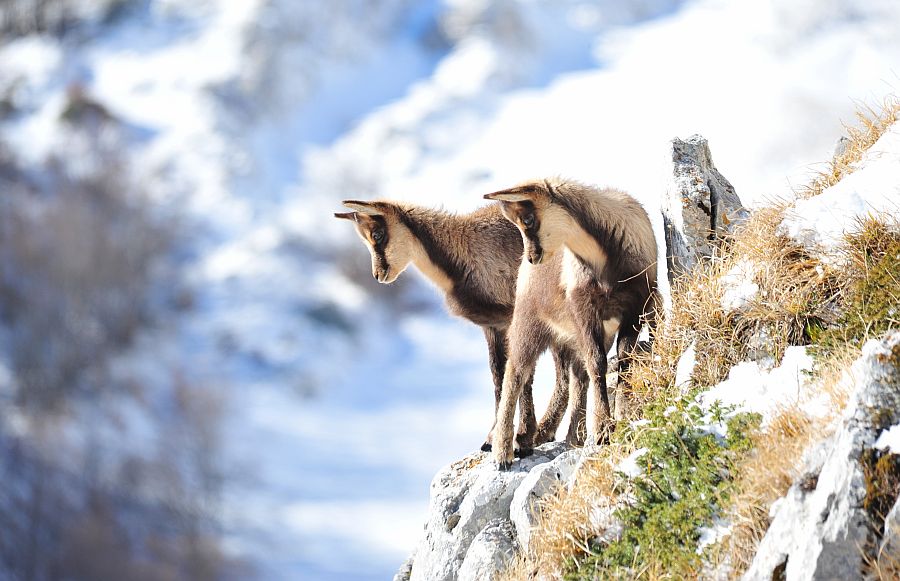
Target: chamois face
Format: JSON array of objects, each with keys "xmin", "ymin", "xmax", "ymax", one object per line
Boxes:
[
  {"xmin": 334, "ymin": 201, "xmax": 417, "ymax": 284},
  {"xmin": 484, "ymin": 183, "xmax": 574, "ymax": 265}
]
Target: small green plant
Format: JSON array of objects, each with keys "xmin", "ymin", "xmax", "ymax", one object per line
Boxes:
[
  {"xmin": 816, "ymin": 218, "xmax": 900, "ymax": 355},
  {"xmin": 567, "ymin": 399, "xmax": 760, "ymax": 579}
]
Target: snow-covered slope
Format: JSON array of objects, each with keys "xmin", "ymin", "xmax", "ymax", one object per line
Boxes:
[{"xmin": 2, "ymin": 1, "xmax": 900, "ymax": 579}]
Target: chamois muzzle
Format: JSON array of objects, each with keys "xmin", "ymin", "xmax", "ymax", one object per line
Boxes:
[
  {"xmin": 374, "ymin": 268, "xmax": 389, "ymax": 283},
  {"xmin": 526, "ymin": 244, "xmax": 544, "ymax": 265}
]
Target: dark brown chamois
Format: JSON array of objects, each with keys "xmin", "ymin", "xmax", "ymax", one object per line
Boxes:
[{"xmin": 485, "ymin": 178, "xmax": 658, "ymax": 468}]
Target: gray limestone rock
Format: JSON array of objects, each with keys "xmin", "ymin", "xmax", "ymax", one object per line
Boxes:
[
  {"xmin": 663, "ymin": 134, "xmax": 749, "ymax": 281},
  {"xmin": 509, "ymin": 448, "xmax": 582, "ymax": 551},
  {"xmin": 457, "ymin": 519, "xmax": 519, "ymax": 581},
  {"xmin": 743, "ymin": 332, "xmax": 900, "ymax": 581},
  {"xmin": 407, "ymin": 442, "xmax": 569, "ymax": 581}
]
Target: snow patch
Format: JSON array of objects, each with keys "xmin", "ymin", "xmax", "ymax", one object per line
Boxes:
[
  {"xmin": 875, "ymin": 424, "xmax": 900, "ymax": 454},
  {"xmin": 780, "ymin": 120, "xmax": 900, "ymax": 258},
  {"xmin": 617, "ymin": 447, "xmax": 649, "ymax": 478},
  {"xmin": 699, "ymin": 346, "xmax": 819, "ymax": 425}
]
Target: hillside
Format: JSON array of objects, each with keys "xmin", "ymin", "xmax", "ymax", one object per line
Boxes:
[{"xmin": 395, "ymin": 102, "xmax": 900, "ymax": 580}]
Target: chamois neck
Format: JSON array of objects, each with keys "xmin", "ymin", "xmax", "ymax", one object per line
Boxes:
[{"xmin": 394, "ymin": 205, "xmax": 469, "ymax": 292}]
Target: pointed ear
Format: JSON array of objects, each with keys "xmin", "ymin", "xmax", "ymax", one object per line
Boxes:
[
  {"xmin": 342, "ymin": 200, "xmax": 385, "ymax": 216},
  {"xmin": 333, "ymin": 211, "xmax": 358, "ymax": 222},
  {"xmin": 483, "ymin": 187, "xmax": 536, "ymax": 203}
]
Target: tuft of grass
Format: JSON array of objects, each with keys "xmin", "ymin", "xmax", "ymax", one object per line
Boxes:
[
  {"xmin": 799, "ymin": 96, "xmax": 900, "ymax": 200},
  {"xmin": 521, "ymin": 449, "xmax": 623, "ymax": 578},
  {"xmin": 626, "ymin": 202, "xmax": 842, "ymax": 413},
  {"xmin": 814, "ymin": 217, "xmax": 900, "ymax": 354}
]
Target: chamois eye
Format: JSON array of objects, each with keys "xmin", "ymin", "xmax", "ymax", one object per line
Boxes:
[
  {"xmin": 522, "ymin": 214, "xmax": 535, "ymax": 228},
  {"xmin": 372, "ymin": 229, "xmax": 385, "ymax": 243}
]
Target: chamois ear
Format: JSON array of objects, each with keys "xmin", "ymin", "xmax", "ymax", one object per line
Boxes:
[
  {"xmin": 342, "ymin": 200, "xmax": 385, "ymax": 216},
  {"xmin": 333, "ymin": 211, "xmax": 358, "ymax": 222},
  {"xmin": 483, "ymin": 187, "xmax": 537, "ymax": 203}
]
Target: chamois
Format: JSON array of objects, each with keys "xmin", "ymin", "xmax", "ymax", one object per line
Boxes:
[
  {"xmin": 334, "ymin": 200, "xmax": 582, "ymax": 453},
  {"xmin": 485, "ymin": 178, "xmax": 658, "ymax": 468}
]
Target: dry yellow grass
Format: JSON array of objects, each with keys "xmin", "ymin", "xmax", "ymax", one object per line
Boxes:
[
  {"xmin": 800, "ymin": 96, "xmax": 900, "ymax": 200},
  {"xmin": 526, "ymin": 449, "xmax": 622, "ymax": 578},
  {"xmin": 798, "ymin": 95, "xmax": 900, "ymax": 198}
]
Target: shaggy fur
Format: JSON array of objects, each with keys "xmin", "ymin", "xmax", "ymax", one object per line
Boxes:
[
  {"xmin": 335, "ymin": 200, "xmax": 581, "ymax": 451},
  {"xmin": 485, "ymin": 178, "xmax": 658, "ymax": 468}
]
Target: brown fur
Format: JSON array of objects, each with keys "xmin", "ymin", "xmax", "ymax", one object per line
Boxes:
[
  {"xmin": 485, "ymin": 178, "xmax": 658, "ymax": 467},
  {"xmin": 335, "ymin": 200, "xmax": 581, "ymax": 450}
]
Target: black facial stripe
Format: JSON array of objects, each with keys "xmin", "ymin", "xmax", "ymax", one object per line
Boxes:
[
  {"xmin": 526, "ymin": 231, "xmax": 542, "ymax": 251},
  {"xmin": 375, "ymin": 247, "xmax": 389, "ymax": 273}
]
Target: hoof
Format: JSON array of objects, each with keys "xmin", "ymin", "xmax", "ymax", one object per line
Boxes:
[
  {"xmin": 480, "ymin": 442, "xmax": 492, "ymax": 452},
  {"xmin": 497, "ymin": 460, "xmax": 513, "ymax": 471},
  {"xmin": 515, "ymin": 447, "xmax": 534, "ymax": 458}
]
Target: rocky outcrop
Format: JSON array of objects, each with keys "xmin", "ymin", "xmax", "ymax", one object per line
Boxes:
[
  {"xmin": 744, "ymin": 331, "xmax": 900, "ymax": 580},
  {"xmin": 662, "ymin": 134, "xmax": 749, "ymax": 282},
  {"xmin": 399, "ymin": 442, "xmax": 583, "ymax": 581}
]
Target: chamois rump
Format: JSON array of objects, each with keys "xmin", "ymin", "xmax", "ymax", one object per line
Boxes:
[
  {"xmin": 484, "ymin": 178, "xmax": 658, "ymax": 468},
  {"xmin": 334, "ymin": 199, "xmax": 584, "ymax": 453}
]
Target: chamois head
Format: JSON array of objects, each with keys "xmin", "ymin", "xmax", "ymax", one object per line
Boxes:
[
  {"xmin": 484, "ymin": 180, "xmax": 574, "ymax": 265},
  {"xmin": 334, "ymin": 200, "xmax": 418, "ymax": 284}
]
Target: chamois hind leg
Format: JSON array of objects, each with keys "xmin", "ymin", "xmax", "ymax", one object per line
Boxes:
[
  {"xmin": 535, "ymin": 345, "xmax": 574, "ymax": 445},
  {"xmin": 565, "ymin": 359, "xmax": 589, "ymax": 446},
  {"xmin": 614, "ymin": 311, "xmax": 641, "ymax": 421},
  {"xmin": 576, "ymin": 315, "xmax": 618, "ymax": 445},
  {"xmin": 493, "ymin": 322, "xmax": 548, "ymax": 470},
  {"xmin": 480, "ymin": 326, "xmax": 508, "ymax": 452}
]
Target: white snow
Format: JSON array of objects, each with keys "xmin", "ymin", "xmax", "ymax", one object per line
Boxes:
[
  {"xmin": 699, "ymin": 346, "xmax": 821, "ymax": 426},
  {"xmin": 780, "ymin": 120, "xmax": 900, "ymax": 257},
  {"xmin": 720, "ymin": 260, "xmax": 760, "ymax": 312},
  {"xmin": 617, "ymin": 447, "xmax": 649, "ymax": 478},
  {"xmin": 697, "ymin": 517, "xmax": 732, "ymax": 554},
  {"xmin": 875, "ymin": 424, "xmax": 900, "ymax": 454},
  {"xmin": 674, "ymin": 341, "xmax": 697, "ymax": 392}
]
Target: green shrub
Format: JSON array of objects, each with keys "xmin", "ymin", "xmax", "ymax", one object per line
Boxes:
[{"xmin": 568, "ymin": 400, "xmax": 760, "ymax": 579}]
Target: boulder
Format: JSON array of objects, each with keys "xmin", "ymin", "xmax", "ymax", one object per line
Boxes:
[
  {"xmin": 662, "ymin": 134, "xmax": 748, "ymax": 281},
  {"xmin": 509, "ymin": 448, "xmax": 582, "ymax": 551},
  {"xmin": 407, "ymin": 442, "xmax": 569, "ymax": 581},
  {"xmin": 744, "ymin": 332, "xmax": 900, "ymax": 581},
  {"xmin": 457, "ymin": 519, "xmax": 519, "ymax": 581}
]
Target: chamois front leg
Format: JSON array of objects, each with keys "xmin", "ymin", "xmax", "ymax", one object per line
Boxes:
[
  {"xmin": 534, "ymin": 345, "xmax": 574, "ymax": 445},
  {"xmin": 481, "ymin": 326, "xmax": 508, "ymax": 452},
  {"xmin": 493, "ymin": 321, "xmax": 546, "ymax": 470},
  {"xmin": 493, "ymin": 361, "xmax": 535, "ymax": 470}
]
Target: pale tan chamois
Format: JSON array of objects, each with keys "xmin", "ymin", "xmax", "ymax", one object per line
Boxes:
[
  {"xmin": 334, "ymin": 200, "xmax": 585, "ymax": 454},
  {"xmin": 485, "ymin": 178, "xmax": 658, "ymax": 468}
]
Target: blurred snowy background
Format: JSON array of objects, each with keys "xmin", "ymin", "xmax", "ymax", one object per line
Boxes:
[{"xmin": 0, "ymin": 0, "xmax": 898, "ymax": 579}]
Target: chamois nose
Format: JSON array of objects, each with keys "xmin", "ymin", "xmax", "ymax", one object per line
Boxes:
[{"xmin": 528, "ymin": 250, "xmax": 544, "ymax": 265}]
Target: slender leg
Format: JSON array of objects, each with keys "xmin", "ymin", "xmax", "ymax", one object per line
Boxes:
[
  {"xmin": 535, "ymin": 345, "xmax": 573, "ymax": 445},
  {"xmin": 481, "ymin": 326, "xmax": 507, "ymax": 452},
  {"xmin": 574, "ymin": 311, "xmax": 618, "ymax": 445},
  {"xmin": 565, "ymin": 359, "xmax": 589, "ymax": 446},
  {"xmin": 494, "ymin": 319, "xmax": 547, "ymax": 470},
  {"xmin": 614, "ymin": 313, "xmax": 641, "ymax": 421},
  {"xmin": 516, "ymin": 373, "xmax": 537, "ymax": 456}
]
